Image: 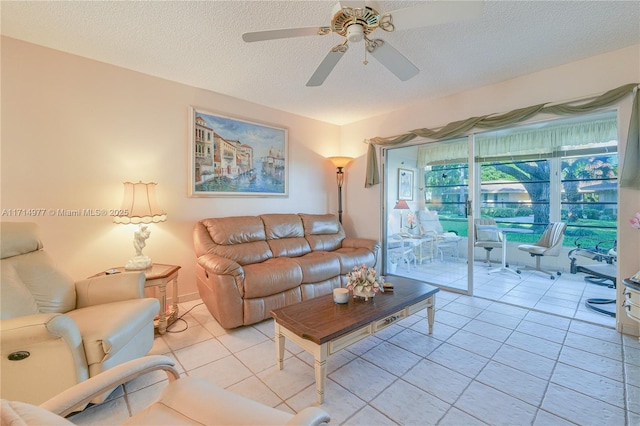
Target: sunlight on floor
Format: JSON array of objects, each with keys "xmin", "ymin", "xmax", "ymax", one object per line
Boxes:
[{"xmin": 389, "ymin": 256, "xmax": 616, "ymax": 328}]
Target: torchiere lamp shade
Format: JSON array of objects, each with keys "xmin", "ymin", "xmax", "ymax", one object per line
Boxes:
[{"xmin": 328, "ymin": 156, "xmax": 353, "ymax": 169}]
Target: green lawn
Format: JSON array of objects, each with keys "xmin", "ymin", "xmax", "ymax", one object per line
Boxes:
[{"xmin": 439, "ymin": 217, "xmax": 616, "ymax": 248}]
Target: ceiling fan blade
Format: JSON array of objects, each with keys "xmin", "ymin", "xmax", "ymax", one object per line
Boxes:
[
  {"xmin": 368, "ymin": 39, "xmax": 419, "ymax": 81},
  {"xmin": 306, "ymin": 44, "xmax": 349, "ymax": 87},
  {"xmin": 242, "ymin": 26, "xmax": 329, "ymax": 43},
  {"xmin": 385, "ymin": 1, "xmax": 484, "ymax": 32}
]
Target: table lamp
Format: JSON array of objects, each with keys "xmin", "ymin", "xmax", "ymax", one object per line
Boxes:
[
  {"xmin": 328, "ymin": 156, "xmax": 353, "ymax": 223},
  {"xmin": 394, "ymin": 200, "xmax": 409, "ymax": 228},
  {"xmin": 113, "ymin": 181, "xmax": 167, "ymax": 270}
]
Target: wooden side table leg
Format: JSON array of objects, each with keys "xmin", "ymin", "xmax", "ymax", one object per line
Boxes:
[
  {"xmin": 275, "ymin": 323, "xmax": 284, "ymax": 370},
  {"xmin": 157, "ymin": 281, "xmax": 168, "ymax": 334},
  {"xmin": 427, "ymin": 294, "xmax": 436, "ymax": 335},
  {"xmin": 171, "ymin": 276, "xmax": 179, "ymax": 320}
]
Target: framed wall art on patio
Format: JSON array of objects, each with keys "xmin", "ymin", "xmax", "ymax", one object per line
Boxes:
[
  {"xmin": 188, "ymin": 107, "xmax": 288, "ymax": 197},
  {"xmin": 398, "ymin": 168, "xmax": 414, "ymax": 201}
]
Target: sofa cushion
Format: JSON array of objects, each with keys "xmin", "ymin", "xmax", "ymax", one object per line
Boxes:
[
  {"xmin": 332, "ymin": 248, "xmax": 378, "ymax": 275},
  {"xmin": 261, "ymin": 214, "xmax": 311, "ymax": 257},
  {"xmin": 242, "ymin": 259, "xmax": 303, "ymax": 299},
  {"xmin": 199, "ymin": 217, "xmax": 272, "ymax": 265},
  {"xmin": 300, "ymin": 214, "xmax": 345, "ymax": 251},
  {"xmin": 290, "ymin": 252, "xmax": 341, "ymax": 283}
]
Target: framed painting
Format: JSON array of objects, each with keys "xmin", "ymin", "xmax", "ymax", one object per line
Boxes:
[
  {"xmin": 189, "ymin": 107, "xmax": 288, "ymax": 197},
  {"xmin": 398, "ymin": 168, "xmax": 414, "ymax": 201}
]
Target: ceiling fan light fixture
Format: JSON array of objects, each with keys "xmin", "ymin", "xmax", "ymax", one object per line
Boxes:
[{"xmin": 346, "ymin": 24, "xmax": 364, "ymax": 43}]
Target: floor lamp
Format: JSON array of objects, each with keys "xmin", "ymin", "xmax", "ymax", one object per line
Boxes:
[{"xmin": 328, "ymin": 156, "xmax": 353, "ymax": 223}]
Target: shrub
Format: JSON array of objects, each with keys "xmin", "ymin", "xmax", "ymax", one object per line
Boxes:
[
  {"xmin": 514, "ymin": 207, "xmax": 533, "ymax": 217},
  {"xmin": 493, "ymin": 208, "xmax": 516, "ymax": 218},
  {"xmin": 582, "ymin": 208, "xmax": 601, "ymax": 220}
]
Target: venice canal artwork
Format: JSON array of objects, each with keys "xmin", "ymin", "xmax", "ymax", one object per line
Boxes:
[{"xmin": 193, "ymin": 110, "xmax": 287, "ymax": 195}]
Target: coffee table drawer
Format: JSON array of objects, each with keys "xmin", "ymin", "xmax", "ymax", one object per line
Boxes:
[{"xmin": 328, "ymin": 298, "xmax": 431, "ymax": 354}]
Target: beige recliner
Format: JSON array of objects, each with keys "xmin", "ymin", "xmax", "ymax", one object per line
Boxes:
[
  {"xmin": 0, "ymin": 355, "xmax": 331, "ymax": 426},
  {"xmin": 0, "ymin": 222, "xmax": 160, "ymax": 406}
]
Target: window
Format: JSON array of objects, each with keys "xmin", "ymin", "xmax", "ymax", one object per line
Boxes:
[
  {"xmin": 561, "ymin": 153, "xmax": 618, "ymax": 246},
  {"xmin": 423, "ymin": 163, "xmax": 469, "ymax": 236}
]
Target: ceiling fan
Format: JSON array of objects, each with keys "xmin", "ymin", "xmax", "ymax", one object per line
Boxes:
[{"xmin": 242, "ymin": 1, "xmax": 483, "ymax": 87}]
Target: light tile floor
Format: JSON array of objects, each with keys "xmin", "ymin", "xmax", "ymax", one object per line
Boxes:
[
  {"xmin": 69, "ymin": 287, "xmax": 639, "ymax": 425},
  {"xmin": 394, "ymin": 258, "xmax": 618, "ymax": 328}
]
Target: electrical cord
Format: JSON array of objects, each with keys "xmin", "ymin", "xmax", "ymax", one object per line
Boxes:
[{"xmin": 164, "ymin": 302, "xmax": 205, "ymax": 333}]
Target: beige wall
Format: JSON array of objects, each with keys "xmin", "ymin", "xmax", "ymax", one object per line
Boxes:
[
  {"xmin": 2, "ymin": 36, "xmax": 639, "ymax": 335},
  {"xmin": 1, "ymin": 37, "xmax": 341, "ymax": 301}
]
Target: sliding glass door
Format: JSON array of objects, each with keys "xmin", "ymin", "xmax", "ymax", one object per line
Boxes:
[
  {"xmin": 381, "ymin": 110, "xmax": 618, "ymax": 298},
  {"xmin": 383, "ymin": 137, "xmax": 474, "ymax": 294}
]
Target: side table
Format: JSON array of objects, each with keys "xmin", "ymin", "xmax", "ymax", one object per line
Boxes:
[{"xmin": 92, "ymin": 264, "xmax": 181, "ymax": 334}]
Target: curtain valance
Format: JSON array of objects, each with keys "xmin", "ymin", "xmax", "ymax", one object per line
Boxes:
[
  {"xmin": 417, "ymin": 117, "xmax": 618, "ymax": 167},
  {"xmin": 366, "ymin": 83, "xmax": 639, "ymax": 189}
]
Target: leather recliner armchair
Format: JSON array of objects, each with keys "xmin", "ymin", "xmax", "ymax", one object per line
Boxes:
[{"xmin": 0, "ymin": 222, "xmax": 160, "ymax": 406}]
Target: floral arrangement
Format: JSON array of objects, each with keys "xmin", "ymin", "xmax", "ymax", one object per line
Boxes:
[
  {"xmin": 346, "ymin": 264, "xmax": 384, "ymax": 298},
  {"xmin": 405, "ymin": 211, "xmax": 417, "ymax": 230},
  {"xmin": 631, "ymin": 212, "xmax": 640, "ymax": 230}
]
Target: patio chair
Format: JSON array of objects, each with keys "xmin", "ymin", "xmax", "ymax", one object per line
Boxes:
[
  {"xmin": 416, "ymin": 210, "xmax": 461, "ymax": 262},
  {"xmin": 474, "ymin": 218, "xmax": 503, "ymax": 266},
  {"xmin": 516, "ymin": 222, "xmax": 567, "ymax": 279},
  {"xmin": 388, "ymin": 233, "xmax": 416, "ymax": 271}
]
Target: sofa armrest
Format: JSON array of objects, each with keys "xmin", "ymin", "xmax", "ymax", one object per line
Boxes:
[
  {"xmin": 197, "ymin": 254, "xmax": 243, "ymax": 277},
  {"xmin": 342, "ymin": 237, "xmax": 381, "ymax": 253},
  {"xmin": 0, "ymin": 313, "xmax": 89, "ymax": 404},
  {"xmin": 74, "ymin": 272, "xmax": 145, "ymax": 308},
  {"xmin": 40, "ymin": 355, "xmax": 179, "ymax": 417}
]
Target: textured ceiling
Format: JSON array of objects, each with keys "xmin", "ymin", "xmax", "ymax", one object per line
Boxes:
[{"xmin": 2, "ymin": 1, "xmax": 639, "ymax": 125}]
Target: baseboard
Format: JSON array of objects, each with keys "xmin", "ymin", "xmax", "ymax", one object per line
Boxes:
[{"xmin": 177, "ymin": 292, "xmax": 201, "ymax": 303}]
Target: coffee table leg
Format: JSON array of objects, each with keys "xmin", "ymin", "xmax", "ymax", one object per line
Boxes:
[
  {"xmin": 275, "ymin": 322, "xmax": 284, "ymax": 370},
  {"xmin": 427, "ymin": 294, "xmax": 436, "ymax": 335},
  {"xmin": 312, "ymin": 343, "xmax": 328, "ymax": 404}
]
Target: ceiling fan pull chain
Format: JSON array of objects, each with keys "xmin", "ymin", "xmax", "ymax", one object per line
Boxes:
[{"xmin": 364, "ymin": 45, "xmax": 368, "ymax": 65}]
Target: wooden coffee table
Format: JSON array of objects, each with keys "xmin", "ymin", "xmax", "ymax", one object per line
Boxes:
[{"xmin": 270, "ymin": 276, "xmax": 439, "ymax": 403}]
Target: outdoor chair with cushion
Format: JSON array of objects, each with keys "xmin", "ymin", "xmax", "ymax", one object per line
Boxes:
[
  {"xmin": 416, "ymin": 210, "xmax": 461, "ymax": 262},
  {"xmin": 474, "ymin": 218, "xmax": 503, "ymax": 266},
  {"xmin": 516, "ymin": 222, "xmax": 567, "ymax": 279}
]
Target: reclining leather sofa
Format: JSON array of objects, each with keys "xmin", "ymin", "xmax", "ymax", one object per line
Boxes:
[
  {"xmin": 193, "ymin": 213, "xmax": 380, "ymax": 328},
  {"xmin": 0, "ymin": 222, "xmax": 160, "ymax": 406}
]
